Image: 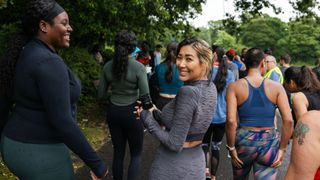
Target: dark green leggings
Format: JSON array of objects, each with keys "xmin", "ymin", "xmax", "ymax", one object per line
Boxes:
[{"xmin": 1, "ymin": 136, "xmax": 75, "ymax": 180}]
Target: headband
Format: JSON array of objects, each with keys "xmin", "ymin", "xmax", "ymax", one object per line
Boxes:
[{"xmin": 42, "ymin": 2, "xmax": 65, "ymax": 22}]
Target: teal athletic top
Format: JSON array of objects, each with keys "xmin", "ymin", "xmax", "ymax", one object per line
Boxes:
[
  {"xmin": 98, "ymin": 57, "xmax": 149, "ymax": 106},
  {"xmin": 238, "ymin": 78, "xmax": 276, "ymax": 127},
  {"xmin": 155, "ymin": 63, "xmax": 183, "ymax": 95}
]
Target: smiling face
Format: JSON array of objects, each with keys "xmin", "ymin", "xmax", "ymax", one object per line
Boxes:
[
  {"xmin": 47, "ymin": 12, "xmax": 72, "ymax": 49},
  {"xmin": 176, "ymin": 45, "xmax": 206, "ymax": 82}
]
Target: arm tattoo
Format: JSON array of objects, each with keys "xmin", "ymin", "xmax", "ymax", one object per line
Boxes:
[{"xmin": 293, "ymin": 122, "xmax": 310, "ymax": 145}]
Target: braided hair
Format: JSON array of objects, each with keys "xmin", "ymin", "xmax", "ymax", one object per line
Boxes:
[{"xmin": 112, "ymin": 30, "xmax": 137, "ymax": 80}]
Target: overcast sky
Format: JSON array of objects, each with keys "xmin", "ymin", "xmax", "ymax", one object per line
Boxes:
[{"xmin": 190, "ymin": 0, "xmax": 298, "ymax": 27}]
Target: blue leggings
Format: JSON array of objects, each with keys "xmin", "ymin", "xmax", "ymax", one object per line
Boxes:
[
  {"xmin": 233, "ymin": 128, "xmax": 280, "ymax": 180},
  {"xmin": 107, "ymin": 102, "xmax": 143, "ymax": 180}
]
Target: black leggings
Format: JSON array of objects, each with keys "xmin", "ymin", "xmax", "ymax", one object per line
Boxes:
[
  {"xmin": 202, "ymin": 123, "xmax": 226, "ymax": 176},
  {"xmin": 155, "ymin": 96, "xmax": 174, "ymax": 110},
  {"xmin": 107, "ymin": 102, "xmax": 144, "ymax": 180}
]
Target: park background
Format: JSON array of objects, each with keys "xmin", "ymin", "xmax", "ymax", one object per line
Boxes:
[{"xmin": 0, "ymin": 0, "xmax": 320, "ymax": 179}]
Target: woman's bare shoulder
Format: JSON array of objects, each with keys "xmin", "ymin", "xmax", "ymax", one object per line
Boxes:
[
  {"xmin": 231, "ymin": 78, "xmax": 247, "ymax": 88},
  {"xmin": 299, "ymin": 110, "xmax": 320, "ymax": 125},
  {"xmin": 264, "ymin": 78, "xmax": 285, "ymax": 92}
]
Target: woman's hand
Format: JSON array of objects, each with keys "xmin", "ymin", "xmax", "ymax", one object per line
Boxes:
[
  {"xmin": 271, "ymin": 148, "xmax": 285, "ymax": 168},
  {"xmin": 90, "ymin": 169, "xmax": 108, "ymax": 180},
  {"xmin": 148, "ymin": 104, "xmax": 156, "ymax": 113},
  {"xmin": 230, "ymin": 149, "xmax": 244, "ymax": 168},
  {"xmin": 134, "ymin": 101, "xmax": 157, "ymax": 120}
]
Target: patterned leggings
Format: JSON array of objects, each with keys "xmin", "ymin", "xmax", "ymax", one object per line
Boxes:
[{"xmin": 233, "ymin": 128, "xmax": 280, "ymax": 180}]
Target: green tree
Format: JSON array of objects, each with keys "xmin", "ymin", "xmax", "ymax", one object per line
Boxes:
[
  {"xmin": 286, "ymin": 18, "xmax": 320, "ymax": 63},
  {"xmin": 214, "ymin": 30, "xmax": 244, "ymax": 51},
  {"xmin": 232, "ymin": 0, "xmax": 319, "ymax": 20},
  {"xmin": 0, "ymin": 0, "xmax": 205, "ymax": 49},
  {"xmin": 207, "ymin": 20, "xmax": 224, "ymax": 42},
  {"xmin": 289, "ymin": 0, "xmax": 320, "ymax": 19},
  {"xmin": 239, "ymin": 15, "xmax": 288, "ymax": 57},
  {"xmin": 195, "ymin": 27, "xmax": 212, "ymax": 44},
  {"xmin": 223, "ymin": 0, "xmax": 319, "ymax": 37}
]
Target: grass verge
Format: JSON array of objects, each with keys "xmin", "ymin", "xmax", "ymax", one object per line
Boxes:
[{"xmin": 0, "ymin": 102, "xmax": 109, "ymax": 179}]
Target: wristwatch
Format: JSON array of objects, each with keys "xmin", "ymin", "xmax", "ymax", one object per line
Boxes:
[{"xmin": 226, "ymin": 144, "xmax": 235, "ymax": 151}]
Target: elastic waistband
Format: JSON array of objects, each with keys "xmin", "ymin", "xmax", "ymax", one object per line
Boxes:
[
  {"xmin": 240, "ymin": 126, "xmax": 275, "ymax": 131},
  {"xmin": 236, "ymin": 127, "xmax": 280, "ymax": 142},
  {"xmin": 238, "ymin": 127, "xmax": 277, "ymax": 132},
  {"xmin": 185, "ymin": 133, "xmax": 205, "ymax": 141}
]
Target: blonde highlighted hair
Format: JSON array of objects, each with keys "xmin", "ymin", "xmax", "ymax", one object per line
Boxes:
[{"xmin": 177, "ymin": 37, "xmax": 213, "ymax": 78}]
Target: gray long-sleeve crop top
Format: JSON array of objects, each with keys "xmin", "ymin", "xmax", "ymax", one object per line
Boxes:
[{"xmin": 141, "ymin": 80, "xmax": 217, "ymax": 152}]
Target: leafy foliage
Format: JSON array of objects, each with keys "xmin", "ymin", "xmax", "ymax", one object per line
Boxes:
[
  {"xmin": 214, "ymin": 31, "xmax": 244, "ymax": 52},
  {"xmin": 239, "ymin": 15, "xmax": 288, "ymax": 57},
  {"xmin": 0, "ymin": 23, "xmax": 19, "ymax": 55},
  {"xmin": 58, "ymin": 0, "xmax": 204, "ymax": 47},
  {"xmin": 59, "ymin": 47, "xmax": 101, "ymax": 104},
  {"xmin": 222, "ymin": 0, "xmax": 320, "ymax": 37},
  {"xmin": 286, "ymin": 18, "xmax": 320, "ymax": 62},
  {"xmin": 289, "ymin": 0, "xmax": 320, "ymax": 18}
]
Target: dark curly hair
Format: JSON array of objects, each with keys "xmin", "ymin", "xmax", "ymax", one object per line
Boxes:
[
  {"xmin": 0, "ymin": 0, "xmax": 56, "ymax": 97},
  {"xmin": 113, "ymin": 30, "xmax": 137, "ymax": 80},
  {"xmin": 163, "ymin": 41, "xmax": 178, "ymax": 83}
]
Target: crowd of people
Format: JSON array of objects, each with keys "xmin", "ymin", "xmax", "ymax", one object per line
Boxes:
[{"xmin": 0, "ymin": 0, "xmax": 320, "ymax": 180}]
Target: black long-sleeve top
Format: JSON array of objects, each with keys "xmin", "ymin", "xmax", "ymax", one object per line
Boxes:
[
  {"xmin": 0, "ymin": 95, "xmax": 10, "ymax": 133},
  {"xmin": 2, "ymin": 38, "xmax": 107, "ymax": 178}
]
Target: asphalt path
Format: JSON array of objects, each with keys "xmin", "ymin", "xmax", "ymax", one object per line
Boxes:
[{"xmin": 75, "ymin": 111, "xmax": 292, "ymax": 180}]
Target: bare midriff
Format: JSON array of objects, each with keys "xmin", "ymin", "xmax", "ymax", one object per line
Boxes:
[
  {"xmin": 183, "ymin": 140, "xmax": 202, "ymax": 148},
  {"xmin": 159, "ymin": 93, "xmax": 176, "ymax": 98}
]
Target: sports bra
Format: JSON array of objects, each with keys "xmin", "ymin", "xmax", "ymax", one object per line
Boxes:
[{"xmin": 238, "ymin": 78, "xmax": 276, "ymax": 127}]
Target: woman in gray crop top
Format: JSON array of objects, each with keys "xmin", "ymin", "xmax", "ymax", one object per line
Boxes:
[
  {"xmin": 137, "ymin": 38, "xmax": 217, "ymax": 180},
  {"xmin": 226, "ymin": 48, "xmax": 293, "ymax": 180}
]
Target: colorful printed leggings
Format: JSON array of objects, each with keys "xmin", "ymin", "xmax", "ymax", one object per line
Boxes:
[{"xmin": 233, "ymin": 128, "xmax": 280, "ymax": 180}]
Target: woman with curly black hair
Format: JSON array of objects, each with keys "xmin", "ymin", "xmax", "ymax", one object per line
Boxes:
[
  {"xmin": 98, "ymin": 30, "xmax": 151, "ymax": 180},
  {"xmin": 0, "ymin": 0, "xmax": 107, "ymax": 179}
]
